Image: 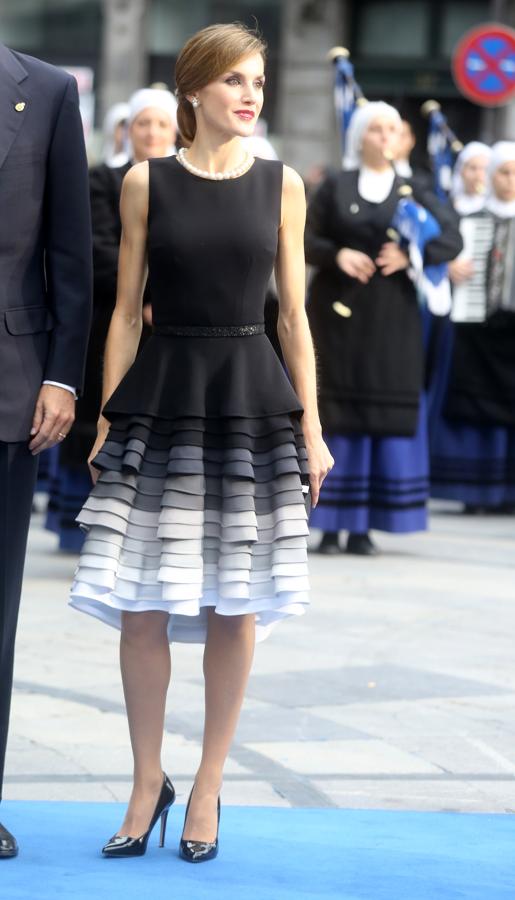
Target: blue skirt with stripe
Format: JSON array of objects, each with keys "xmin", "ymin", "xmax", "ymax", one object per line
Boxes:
[
  {"xmin": 310, "ymin": 395, "xmax": 429, "ymax": 534},
  {"xmin": 428, "ymin": 318, "xmax": 515, "ymax": 507}
]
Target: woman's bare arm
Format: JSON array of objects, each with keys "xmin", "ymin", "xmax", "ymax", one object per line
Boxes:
[{"xmin": 275, "ymin": 165, "xmax": 333, "ymax": 506}]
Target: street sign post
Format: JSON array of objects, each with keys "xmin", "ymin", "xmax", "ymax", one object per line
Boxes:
[{"xmin": 452, "ymin": 23, "xmax": 515, "ymax": 107}]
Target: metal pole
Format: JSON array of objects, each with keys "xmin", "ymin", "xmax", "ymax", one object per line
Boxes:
[
  {"xmin": 99, "ymin": 0, "xmax": 149, "ymax": 122},
  {"xmin": 480, "ymin": 0, "xmax": 515, "ymax": 140},
  {"xmin": 276, "ymin": 0, "xmax": 348, "ymax": 172}
]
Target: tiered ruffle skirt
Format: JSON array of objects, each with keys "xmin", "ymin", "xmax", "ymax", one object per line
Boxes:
[{"xmin": 70, "ymin": 412, "xmax": 310, "ymax": 642}]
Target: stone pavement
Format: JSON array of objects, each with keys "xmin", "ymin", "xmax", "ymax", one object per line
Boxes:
[{"xmin": 5, "ymin": 502, "xmax": 515, "ymax": 813}]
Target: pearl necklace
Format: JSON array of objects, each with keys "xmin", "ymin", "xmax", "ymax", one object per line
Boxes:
[{"xmin": 177, "ymin": 147, "xmax": 254, "ymax": 180}]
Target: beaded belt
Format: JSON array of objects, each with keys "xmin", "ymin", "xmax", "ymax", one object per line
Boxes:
[{"xmin": 152, "ymin": 323, "xmax": 265, "ymax": 337}]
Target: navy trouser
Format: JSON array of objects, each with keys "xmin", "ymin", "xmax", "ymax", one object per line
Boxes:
[{"xmin": 0, "ymin": 441, "xmax": 38, "ymax": 799}]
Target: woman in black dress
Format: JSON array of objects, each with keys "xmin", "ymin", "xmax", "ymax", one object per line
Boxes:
[
  {"xmin": 47, "ymin": 89, "xmax": 177, "ymax": 551},
  {"xmin": 82, "ymin": 86, "xmax": 178, "ymax": 448},
  {"xmin": 70, "ymin": 24, "xmax": 332, "ymax": 862},
  {"xmin": 431, "ymin": 141, "xmax": 515, "ymax": 510},
  {"xmin": 305, "ymin": 102, "xmax": 461, "ymax": 555}
]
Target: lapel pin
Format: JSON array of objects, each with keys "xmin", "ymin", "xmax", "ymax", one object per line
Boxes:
[
  {"xmin": 15, "ymin": 102, "xmax": 26, "ymax": 112},
  {"xmin": 350, "ymin": 202, "xmax": 359, "ymax": 214}
]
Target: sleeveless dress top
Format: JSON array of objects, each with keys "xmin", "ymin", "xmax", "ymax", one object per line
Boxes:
[{"xmin": 69, "ymin": 156, "xmax": 310, "ymax": 643}]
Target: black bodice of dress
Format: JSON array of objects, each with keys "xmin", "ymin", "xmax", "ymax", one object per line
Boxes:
[
  {"xmin": 103, "ymin": 156, "xmax": 303, "ymax": 423},
  {"xmin": 148, "ymin": 156, "xmax": 281, "ymax": 328}
]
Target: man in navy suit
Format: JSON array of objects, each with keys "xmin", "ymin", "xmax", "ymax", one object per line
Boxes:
[{"xmin": 0, "ymin": 45, "xmax": 92, "ymax": 857}]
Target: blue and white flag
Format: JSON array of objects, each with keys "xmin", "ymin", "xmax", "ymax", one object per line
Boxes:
[
  {"xmin": 333, "ymin": 55, "xmax": 359, "ymax": 160},
  {"xmin": 390, "ymin": 197, "xmax": 451, "ymax": 316},
  {"xmin": 426, "ymin": 108, "xmax": 456, "ymax": 202}
]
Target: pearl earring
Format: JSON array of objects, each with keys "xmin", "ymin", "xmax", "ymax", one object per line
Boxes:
[{"xmin": 191, "ymin": 97, "xmax": 199, "ymax": 108}]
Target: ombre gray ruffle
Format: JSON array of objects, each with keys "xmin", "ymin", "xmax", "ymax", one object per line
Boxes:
[{"xmin": 70, "ymin": 414, "xmax": 310, "ymax": 643}]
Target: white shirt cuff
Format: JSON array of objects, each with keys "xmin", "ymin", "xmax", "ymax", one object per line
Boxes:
[{"xmin": 42, "ymin": 380, "xmax": 77, "ymax": 398}]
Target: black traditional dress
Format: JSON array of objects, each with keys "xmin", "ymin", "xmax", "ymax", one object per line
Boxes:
[
  {"xmin": 305, "ymin": 168, "xmax": 461, "ymax": 533},
  {"xmin": 430, "ymin": 207, "xmax": 515, "ymax": 508},
  {"xmin": 70, "ymin": 157, "xmax": 310, "ymax": 642}
]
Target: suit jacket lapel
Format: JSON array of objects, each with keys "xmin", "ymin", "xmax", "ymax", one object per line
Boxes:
[{"xmin": 0, "ymin": 44, "xmax": 29, "ymax": 171}]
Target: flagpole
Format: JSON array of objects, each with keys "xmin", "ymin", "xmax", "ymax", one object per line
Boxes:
[
  {"xmin": 421, "ymin": 100, "xmax": 463, "ymax": 154},
  {"xmin": 421, "ymin": 100, "xmax": 463, "ymax": 200},
  {"xmin": 327, "ymin": 47, "xmax": 367, "ymax": 105},
  {"xmin": 327, "ymin": 46, "xmax": 368, "ymax": 162}
]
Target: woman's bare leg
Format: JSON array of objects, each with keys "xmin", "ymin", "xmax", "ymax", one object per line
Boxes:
[
  {"xmin": 116, "ymin": 609, "xmax": 171, "ymax": 837},
  {"xmin": 182, "ymin": 609, "xmax": 256, "ymax": 841}
]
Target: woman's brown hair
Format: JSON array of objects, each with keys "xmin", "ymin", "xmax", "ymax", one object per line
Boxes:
[{"xmin": 175, "ymin": 23, "xmax": 267, "ymax": 145}]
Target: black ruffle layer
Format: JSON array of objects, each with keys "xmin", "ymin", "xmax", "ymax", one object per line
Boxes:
[{"xmin": 103, "ymin": 334, "xmax": 303, "ymax": 423}]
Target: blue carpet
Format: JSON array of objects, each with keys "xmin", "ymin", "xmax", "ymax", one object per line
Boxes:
[{"xmin": 1, "ymin": 802, "xmax": 514, "ymax": 899}]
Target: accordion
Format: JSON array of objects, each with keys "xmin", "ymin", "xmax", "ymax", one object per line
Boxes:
[
  {"xmin": 451, "ymin": 215, "xmax": 515, "ymax": 323},
  {"xmin": 487, "ymin": 217, "xmax": 515, "ymax": 319}
]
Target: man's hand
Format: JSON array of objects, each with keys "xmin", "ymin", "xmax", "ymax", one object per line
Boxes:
[{"xmin": 29, "ymin": 385, "xmax": 75, "ymax": 455}]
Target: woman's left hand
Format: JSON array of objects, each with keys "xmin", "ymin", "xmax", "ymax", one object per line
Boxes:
[
  {"xmin": 305, "ymin": 433, "xmax": 334, "ymax": 508},
  {"xmin": 376, "ymin": 242, "xmax": 409, "ymax": 277}
]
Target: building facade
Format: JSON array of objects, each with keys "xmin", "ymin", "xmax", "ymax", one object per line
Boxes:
[{"xmin": 2, "ymin": 0, "xmax": 513, "ymax": 172}]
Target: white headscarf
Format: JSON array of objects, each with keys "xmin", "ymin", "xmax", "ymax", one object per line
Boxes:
[
  {"xmin": 128, "ymin": 88, "xmax": 177, "ymax": 127},
  {"xmin": 486, "ymin": 141, "xmax": 515, "ymax": 219},
  {"xmin": 102, "ymin": 101, "xmax": 130, "ymax": 166},
  {"xmin": 451, "ymin": 142, "xmax": 491, "ymax": 216},
  {"xmin": 342, "ymin": 101, "xmax": 401, "ymax": 170}
]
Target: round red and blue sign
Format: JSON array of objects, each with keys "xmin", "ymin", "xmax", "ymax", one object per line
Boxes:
[{"xmin": 452, "ymin": 23, "xmax": 515, "ymax": 107}]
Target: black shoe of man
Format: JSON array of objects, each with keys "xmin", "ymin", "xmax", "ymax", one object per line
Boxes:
[{"xmin": 0, "ymin": 822, "xmax": 18, "ymax": 858}]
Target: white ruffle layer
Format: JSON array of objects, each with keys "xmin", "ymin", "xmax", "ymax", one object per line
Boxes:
[
  {"xmin": 69, "ymin": 582, "xmax": 309, "ymax": 643},
  {"xmin": 69, "ymin": 444, "xmax": 310, "ymax": 643}
]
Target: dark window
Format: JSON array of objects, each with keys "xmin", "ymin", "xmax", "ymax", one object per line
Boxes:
[
  {"xmin": 2, "ymin": 0, "xmax": 101, "ymax": 65},
  {"xmin": 355, "ymin": 1, "xmax": 431, "ymax": 59},
  {"xmin": 439, "ymin": 1, "xmax": 490, "ymax": 58}
]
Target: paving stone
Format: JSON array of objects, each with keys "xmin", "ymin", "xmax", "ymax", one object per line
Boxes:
[
  {"xmin": 243, "ymin": 739, "xmax": 441, "ymax": 776},
  {"xmin": 4, "ymin": 503, "xmax": 515, "ymax": 811},
  {"xmin": 246, "ymin": 664, "xmax": 508, "ymax": 708}
]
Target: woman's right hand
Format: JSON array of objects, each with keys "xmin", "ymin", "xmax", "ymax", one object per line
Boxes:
[
  {"xmin": 88, "ymin": 415, "xmax": 110, "ymax": 484},
  {"xmin": 448, "ymin": 257, "xmax": 475, "ymax": 285},
  {"xmin": 335, "ymin": 248, "xmax": 376, "ymax": 284}
]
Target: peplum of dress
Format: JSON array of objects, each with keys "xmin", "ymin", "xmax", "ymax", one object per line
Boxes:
[{"xmin": 69, "ymin": 156, "xmax": 310, "ymax": 642}]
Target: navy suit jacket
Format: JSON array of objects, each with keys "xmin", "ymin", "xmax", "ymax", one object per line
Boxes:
[{"xmin": 0, "ymin": 45, "xmax": 92, "ymax": 442}]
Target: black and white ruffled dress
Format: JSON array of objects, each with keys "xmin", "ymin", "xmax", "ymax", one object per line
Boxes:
[{"xmin": 69, "ymin": 156, "xmax": 310, "ymax": 643}]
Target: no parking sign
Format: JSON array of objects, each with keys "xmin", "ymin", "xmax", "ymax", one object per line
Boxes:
[{"xmin": 452, "ymin": 23, "xmax": 515, "ymax": 107}]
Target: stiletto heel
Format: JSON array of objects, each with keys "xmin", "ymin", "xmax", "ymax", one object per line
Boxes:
[
  {"xmin": 102, "ymin": 773, "xmax": 175, "ymax": 857},
  {"xmin": 179, "ymin": 785, "xmax": 221, "ymax": 863},
  {"xmin": 159, "ymin": 807, "xmax": 169, "ymax": 848}
]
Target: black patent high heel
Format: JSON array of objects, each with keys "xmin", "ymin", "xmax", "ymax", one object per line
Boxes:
[
  {"xmin": 179, "ymin": 785, "xmax": 221, "ymax": 863},
  {"xmin": 102, "ymin": 773, "xmax": 175, "ymax": 857}
]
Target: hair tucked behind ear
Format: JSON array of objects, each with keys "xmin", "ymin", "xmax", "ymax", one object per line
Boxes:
[
  {"xmin": 176, "ymin": 97, "xmax": 196, "ymax": 145},
  {"xmin": 174, "ymin": 22, "xmax": 267, "ymax": 146}
]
